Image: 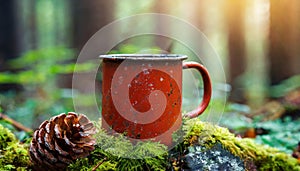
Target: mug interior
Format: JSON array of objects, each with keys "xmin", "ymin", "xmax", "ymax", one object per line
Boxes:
[{"xmin": 99, "ymin": 54, "xmax": 187, "ymax": 60}]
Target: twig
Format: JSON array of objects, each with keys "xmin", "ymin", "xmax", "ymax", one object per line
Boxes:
[
  {"xmin": 0, "ymin": 113, "xmax": 32, "ymax": 132},
  {"xmin": 92, "ymin": 157, "xmax": 107, "ymax": 171}
]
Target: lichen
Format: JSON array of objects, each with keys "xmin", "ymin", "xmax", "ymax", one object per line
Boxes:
[
  {"xmin": 182, "ymin": 143, "xmax": 245, "ymax": 171},
  {"xmin": 0, "ymin": 124, "xmax": 31, "ymax": 171}
]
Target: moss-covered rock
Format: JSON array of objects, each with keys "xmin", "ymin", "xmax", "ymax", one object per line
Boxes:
[
  {"xmin": 177, "ymin": 118, "xmax": 300, "ymax": 171},
  {"xmin": 0, "ymin": 124, "xmax": 30, "ymax": 171}
]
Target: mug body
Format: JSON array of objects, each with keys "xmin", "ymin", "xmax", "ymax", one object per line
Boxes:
[{"xmin": 100, "ymin": 54, "xmax": 187, "ymax": 146}]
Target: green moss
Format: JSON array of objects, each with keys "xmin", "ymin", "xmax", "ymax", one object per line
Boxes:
[
  {"xmin": 70, "ymin": 119, "xmax": 300, "ymax": 170},
  {"xmin": 1, "ymin": 118, "xmax": 299, "ymax": 170},
  {"xmin": 0, "ymin": 124, "xmax": 30, "ymax": 171},
  {"xmin": 182, "ymin": 118, "xmax": 300, "ymax": 171},
  {"xmin": 68, "ymin": 128, "xmax": 168, "ymax": 171},
  {"xmin": 0, "ymin": 123, "xmax": 17, "ymax": 148}
]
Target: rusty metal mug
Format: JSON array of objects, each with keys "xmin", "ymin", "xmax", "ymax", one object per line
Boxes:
[{"xmin": 100, "ymin": 54, "xmax": 212, "ymax": 146}]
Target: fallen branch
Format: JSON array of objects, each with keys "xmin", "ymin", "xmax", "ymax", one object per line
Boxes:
[{"xmin": 0, "ymin": 113, "xmax": 32, "ymax": 132}]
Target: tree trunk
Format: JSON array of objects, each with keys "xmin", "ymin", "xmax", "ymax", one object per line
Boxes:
[
  {"xmin": 224, "ymin": 0, "xmax": 247, "ymax": 102},
  {"xmin": 26, "ymin": 0, "xmax": 37, "ymax": 50},
  {"xmin": 0, "ymin": 0, "xmax": 24, "ymax": 91},
  {"xmin": 152, "ymin": 0, "xmax": 173, "ymax": 52},
  {"xmin": 0, "ymin": 0, "xmax": 19, "ymax": 67},
  {"xmin": 68, "ymin": 0, "xmax": 115, "ymax": 99},
  {"xmin": 269, "ymin": 0, "xmax": 300, "ymax": 85},
  {"xmin": 71, "ymin": 0, "xmax": 115, "ymax": 52}
]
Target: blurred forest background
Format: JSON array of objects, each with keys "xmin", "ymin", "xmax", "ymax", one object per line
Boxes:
[{"xmin": 0, "ymin": 0, "xmax": 300, "ymax": 151}]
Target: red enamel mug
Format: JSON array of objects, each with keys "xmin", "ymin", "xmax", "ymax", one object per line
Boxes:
[{"xmin": 100, "ymin": 54, "xmax": 212, "ymax": 146}]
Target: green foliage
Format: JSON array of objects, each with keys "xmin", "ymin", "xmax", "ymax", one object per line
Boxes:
[
  {"xmin": 182, "ymin": 119, "xmax": 300, "ymax": 171},
  {"xmin": 220, "ymin": 101, "xmax": 300, "ymax": 154},
  {"xmin": 0, "ymin": 47, "xmax": 99, "ymax": 127},
  {"xmin": 270, "ymin": 74, "xmax": 300, "ymax": 98},
  {"xmin": 1, "ymin": 47, "xmax": 72, "ymax": 84},
  {"xmin": 254, "ymin": 117, "xmax": 300, "ymax": 154},
  {"xmin": 5, "ymin": 99, "xmax": 37, "ymax": 129},
  {"xmin": 0, "ymin": 47, "xmax": 97, "ymax": 85},
  {"xmin": 10, "ymin": 47, "xmax": 73, "ymax": 67},
  {"xmin": 0, "ymin": 124, "xmax": 30, "ymax": 170}
]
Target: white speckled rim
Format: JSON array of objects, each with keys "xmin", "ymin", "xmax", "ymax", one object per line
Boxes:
[{"xmin": 99, "ymin": 54, "xmax": 188, "ymax": 60}]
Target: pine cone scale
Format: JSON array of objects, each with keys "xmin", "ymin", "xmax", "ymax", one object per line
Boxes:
[
  {"xmin": 84, "ymin": 146, "xmax": 95, "ymax": 153},
  {"xmin": 44, "ymin": 133, "xmax": 55, "ymax": 151},
  {"xmin": 45, "ymin": 120, "xmax": 55, "ymax": 133},
  {"xmin": 78, "ymin": 114, "xmax": 89, "ymax": 124},
  {"xmin": 43, "ymin": 147, "xmax": 57, "ymax": 163},
  {"xmin": 81, "ymin": 122, "xmax": 95, "ymax": 131},
  {"xmin": 39, "ymin": 120, "xmax": 49, "ymax": 129},
  {"xmin": 57, "ymin": 155, "xmax": 73, "ymax": 164},
  {"xmin": 73, "ymin": 136, "xmax": 93, "ymax": 144},
  {"xmin": 37, "ymin": 141, "xmax": 46, "ymax": 157},
  {"xmin": 54, "ymin": 140, "xmax": 69, "ymax": 156},
  {"xmin": 65, "ymin": 114, "xmax": 76, "ymax": 127},
  {"xmin": 72, "ymin": 147, "xmax": 84, "ymax": 153},
  {"xmin": 54, "ymin": 113, "xmax": 66, "ymax": 122},
  {"xmin": 29, "ymin": 140, "xmax": 41, "ymax": 163},
  {"xmin": 54, "ymin": 124, "xmax": 64, "ymax": 139},
  {"xmin": 64, "ymin": 133, "xmax": 77, "ymax": 147},
  {"xmin": 37, "ymin": 128, "xmax": 46, "ymax": 144}
]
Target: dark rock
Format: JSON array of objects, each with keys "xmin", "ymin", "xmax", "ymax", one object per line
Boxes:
[{"xmin": 176, "ymin": 143, "xmax": 245, "ymax": 171}]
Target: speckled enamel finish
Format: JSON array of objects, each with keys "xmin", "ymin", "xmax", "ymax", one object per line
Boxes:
[{"xmin": 100, "ymin": 54, "xmax": 211, "ymax": 146}]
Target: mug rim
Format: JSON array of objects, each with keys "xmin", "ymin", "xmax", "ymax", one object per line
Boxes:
[{"xmin": 99, "ymin": 54, "xmax": 188, "ymax": 60}]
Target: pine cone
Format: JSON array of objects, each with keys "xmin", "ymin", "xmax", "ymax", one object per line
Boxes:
[{"xmin": 29, "ymin": 112, "xmax": 96, "ymax": 170}]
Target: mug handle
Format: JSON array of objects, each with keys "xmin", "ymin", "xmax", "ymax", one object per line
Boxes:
[{"xmin": 183, "ymin": 62, "xmax": 212, "ymax": 118}]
